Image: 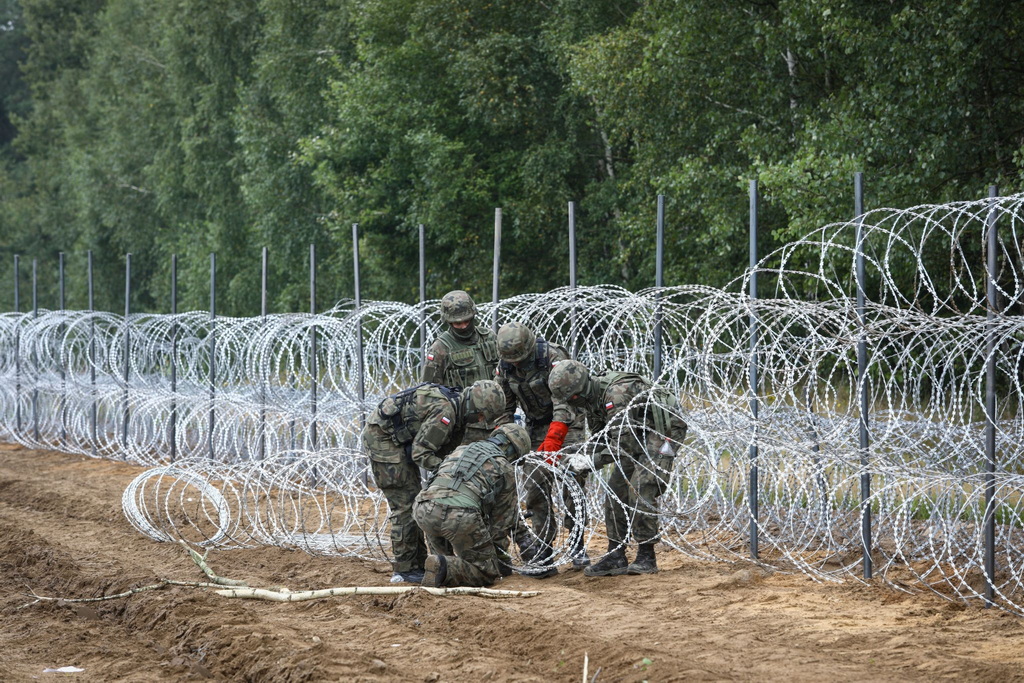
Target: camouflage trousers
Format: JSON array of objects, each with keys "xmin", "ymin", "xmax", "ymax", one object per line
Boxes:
[
  {"xmin": 412, "ymin": 499, "xmax": 503, "ymax": 587},
  {"xmin": 514, "ymin": 424, "xmax": 587, "ymax": 560},
  {"xmin": 363, "ymin": 425, "xmax": 427, "ymax": 573},
  {"xmin": 601, "ymin": 423, "xmax": 686, "ymax": 545}
]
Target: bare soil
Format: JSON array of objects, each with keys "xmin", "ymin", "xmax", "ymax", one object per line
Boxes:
[{"xmin": 2, "ymin": 442, "xmax": 1024, "ymax": 682}]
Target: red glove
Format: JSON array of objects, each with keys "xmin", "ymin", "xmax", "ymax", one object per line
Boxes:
[{"xmin": 539, "ymin": 421, "xmax": 569, "ymax": 465}]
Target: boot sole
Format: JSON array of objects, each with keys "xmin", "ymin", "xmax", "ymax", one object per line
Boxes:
[
  {"xmin": 626, "ymin": 565, "xmax": 659, "ymax": 575},
  {"xmin": 583, "ymin": 566, "xmax": 629, "ymax": 577},
  {"xmin": 423, "ymin": 555, "xmax": 447, "ymax": 587}
]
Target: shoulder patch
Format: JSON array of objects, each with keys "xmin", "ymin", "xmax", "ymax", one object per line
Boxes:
[
  {"xmin": 440, "ymin": 415, "xmax": 451, "ymax": 425},
  {"xmin": 604, "ymin": 401, "xmax": 615, "ymax": 411},
  {"xmin": 427, "ymin": 353, "xmax": 435, "ymax": 361}
]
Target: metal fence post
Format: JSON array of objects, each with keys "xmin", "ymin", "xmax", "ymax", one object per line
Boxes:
[
  {"xmin": 748, "ymin": 180, "xmax": 760, "ymax": 560},
  {"xmin": 122, "ymin": 254, "xmax": 131, "ymax": 454},
  {"xmin": 259, "ymin": 247, "xmax": 268, "ymax": 460},
  {"xmin": 32, "ymin": 258, "xmax": 38, "ymax": 442},
  {"xmin": 855, "ymin": 172, "xmax": 873, "ymax": 579},
  {"xmin": 419, "ymin": 224, "xmax": 427, "ymax": 366},
  {"xmin": 208, "ymin": 253, "xmax": 216, "ymax": 460},
  {"xmin": 88, "ymin": 251, "xmax": 95, "ymax": 456},
  {"xmin": 14, "ymin": 255, "xmax": 21, "ymax": 435},
  {"xmin": 568, "ymin": 201, "xmax": 578, "ymax": 358},
  {"xmin": 654, "ymin": 194, "xmax": 665, "ymax": 378},
  {"xmin": 984, "ymin": 184, "xmax": 999, "ymax": 606},
  {"xmin": 170, "ymin": 254, "xmax": 178, "ymax": 462},
  {"xmin": 59, "ymin": 252, "xmax": 66, "ymax": 447},
  {"xmin": 353, "ymin": 224, "xmax": 366, "ymax": 432},
  {"xmin": 310, "ymin": 243, "xmax": 318, "ymax": 451},
  {"xmin": 492, "ymin": 208, "xmax": 502, "ymax": 333}
]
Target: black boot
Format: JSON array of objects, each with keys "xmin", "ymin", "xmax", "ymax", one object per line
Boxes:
[
  {"xmin": 568, "ymin": 535, "xmax": 590, "ymax": 569},
  {"xmin": 583, "ymin": 543, "xmax": 628, "ymax": 577},
  {"xmin": 626, "ymin": 543, "xmax": 658, "ymax": 575},
  {"xmin": 423, "ymin": 555, "xmax": 448, "ymax": 587},
  {"xmin": 518, "ymin": 544, "xmax": 558, "ymax": 579}
]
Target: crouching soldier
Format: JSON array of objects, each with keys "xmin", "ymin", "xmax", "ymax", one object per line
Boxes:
[
  {"xmin": 413, "ymin": 423, "xmax": 533, "ymax": 587},
  {"xmin": 547, "ymin": 360, "xmax": 688, "ymax": 576},
  {"xmin": 362, "ymin": 379, "xmax": 505, "ymax": 584}
]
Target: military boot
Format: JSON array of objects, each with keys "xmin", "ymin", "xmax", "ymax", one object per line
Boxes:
[
  {"xmin": 518, "ymin": 544, "xmax": 558, "ymax": 579},
  {"xmin": 422, "ymin": 555, "xmax": 448, "ymax": 587},
  {"xmin": 626, "ymin": 543, "xmax": 658, "ymax": 575},
  {"xmin": 568, "ymin": 536, "xmax": 590, "ymax": 570},
  {"xmin": 583, "ymin": 543, "xmax": 628, "ymax": 577}
]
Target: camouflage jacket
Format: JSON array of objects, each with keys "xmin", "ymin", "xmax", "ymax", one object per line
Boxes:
[
  {"xmin": 495, "ymin": 338, "xmax": 575, "ymax": 426},
  {"xmin": 421, "ymin": 328, "xmax": 502, "ymax": 429},
  {"xmin": 560, "ymin": 370, "xmax": 683, "ymax": 439},
  {"xmin": 366, "ymin": 383, "xmax": 466, "ymax": 470},
  {"xmin": 416, "ymin": 439, "xmax": 518, "ymax": 532}
]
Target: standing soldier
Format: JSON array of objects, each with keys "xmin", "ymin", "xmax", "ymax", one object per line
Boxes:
[
  {"xmin": 421, "ymin": 290, "xmax": 503, "ymax": 444},
  {"xmin": 494, "ymin": 321, "xmax": 589, "ymax": 575},
  {"xmin": 413, "ymin": 423, "xmax": 533, "ymax": 587},
  {"xmin": 362, "ymin": 379, "xmax": 506, "ymax": 584},
  {"xmin": 546, "ymin": 360, "xmax": 687, "ymax": 576}
]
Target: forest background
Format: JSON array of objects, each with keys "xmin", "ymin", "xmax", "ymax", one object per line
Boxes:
[{"xmin": 0, "ymin": 0, "xmax": 1021, "ymax": 316}]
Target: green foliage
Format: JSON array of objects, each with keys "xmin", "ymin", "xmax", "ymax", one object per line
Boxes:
[{"xmin": 0, "ymin": 0, "xmax": 1022, "ymax": 313}]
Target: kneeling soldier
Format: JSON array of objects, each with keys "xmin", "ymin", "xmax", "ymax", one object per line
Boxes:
[
  {"xmin": 413, "ymin": 423, "xmax": 533, "ymax": 587},
  {"xmin": 362, "ymin": 379, "xmax": 505, "ymax": 584}
]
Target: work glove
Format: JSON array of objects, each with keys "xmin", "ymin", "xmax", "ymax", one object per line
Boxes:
[
  {"xmin": 538, "ymin": 421, "xmax": 569, "ymax": 465},
  {"xmin": 565, "ymin": 452, "xmax": 597, "ymax": 474}
]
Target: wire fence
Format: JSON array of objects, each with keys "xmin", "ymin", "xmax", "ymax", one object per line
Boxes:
[{"xmin": 1, "ymin": 192, "xmax": 1023, "ymax": 613}]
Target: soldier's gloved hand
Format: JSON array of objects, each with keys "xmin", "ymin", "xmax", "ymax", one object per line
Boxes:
[
  {"xmin": 538, "ymin": 421, "xmax": 568, "ymax": 453},
  {"xmin": 565, "ymin": 453, "xmax": 596, "ymax": 473},
  {"xmin": 541, "ymin": 450, "xmax": 562, "ymax": 466}
]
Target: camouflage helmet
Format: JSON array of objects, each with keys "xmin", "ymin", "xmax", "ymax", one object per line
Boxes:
[
  {"xmin": 548, "ymin": 359, "xmax": 590, "ymax": 403},
  {"xmin": 496, "ymin": 321, "xmax": 537, "ymax": 363},
  {"xmin": 465, "ymin": 379, "xmax": 505, "ymax": 422},
  {"xmin": 491, "ymin": 423, "xmax": 532, "ymax": 461},
  {"xmin": 440, "ymin": 290, "xmax": 477, "ymax": 324}
]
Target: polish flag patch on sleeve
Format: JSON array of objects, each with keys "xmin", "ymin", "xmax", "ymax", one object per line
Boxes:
[
  {"xmin": 427, "ymin": 353, "xmax": 435, "ymax": 361},
  {"xmin": 440, "ymin": 415, "xmax": 451, "ymax": 426},
  {"xmin": 604, "ymin": 401, "xmax": 615, "ymax": 411}
]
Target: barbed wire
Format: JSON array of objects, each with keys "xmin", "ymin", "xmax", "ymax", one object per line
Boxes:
[{"xmin": 2, "ymin": 193, "xmax": 1023, "ymax": 611}]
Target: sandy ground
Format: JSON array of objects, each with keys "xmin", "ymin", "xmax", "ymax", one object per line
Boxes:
[{"xmin": 2, "ymin": 442, "xmax": 1024, "ymax": 682}]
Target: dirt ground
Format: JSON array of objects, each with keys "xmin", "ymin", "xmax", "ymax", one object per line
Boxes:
[{"xmin": 2, "ymin": 443, "xmax": 1024, "ymax": 682}]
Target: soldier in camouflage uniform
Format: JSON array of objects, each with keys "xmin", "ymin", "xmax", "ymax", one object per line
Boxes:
[
  {"xmin": 362, "ymin": 379, "xmax": 506, "ymax": 583},
  {"xmin": 413, "ymin": 423, "xmax": 533, "ymax": 587},
  {"xmin": 494, "ymin": 321, "xmax": 589, "ymax": 575},
  {"xmin": 547, "ymin": 360, "xmax": 688, "ymax": 577},
  {"xmin": 421, "ymin": 291, "xmax": 504, "ymax": 444}
]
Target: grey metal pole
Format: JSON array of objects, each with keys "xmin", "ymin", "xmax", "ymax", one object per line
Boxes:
[
  {"xmin": 353, "ymin": 224, "xmax": 366, "ymax": 431},
  {"xmin": 984, "ymin": 184, "xmax": 999, "ymax": 606},
  {"xmin": 208, "ymin": 252, "xmax": 216, "ymax": 460},
  {"xmin": 170, "ymin": 254, "xmax": 178, "ymax": 462},
  {"xmin": 654, "ymin": 194, "xmax": 665, "ymax": 378},
  {"xmin": 492, "ymin": 208, "xmax": 501, "ymax": 333},
  {"xmin": 569, "ymin": 201, "xmax": 578, "ymax": 358},
  {"xmin": 32, "ymin": 258, "xmax": 38, "ymax": 441},
  {"xmin": 855, "ymin": 171, "xmax": 872, "ymax": 579},
  {"xmin": 59, "ymin": 252, "xmax": 66, "ymax": 446},
  {"xmin": 14, "ymin": 255, "xmax": 20, "ymax": 434},
  {"xmin": 259, "ymin": 247, "xmax": 267, "ymax": 460},
  {"xmin": 748, "ymin": 179, "xmax": 759, "ymax": 560},
  {"xmin": 419, "ymin": 224, "xmax": 427, "ymax": 365},
  {"xmin": 122, "ymin": 254, "xmax": 131, "ymax": 451},
  {"xmin": 88, "ymin": 251, "xmax": 95, "ymax": 455},
  {"xmin": 310, "ymin": 243, "xmax": 318, "ymax": 451}
]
